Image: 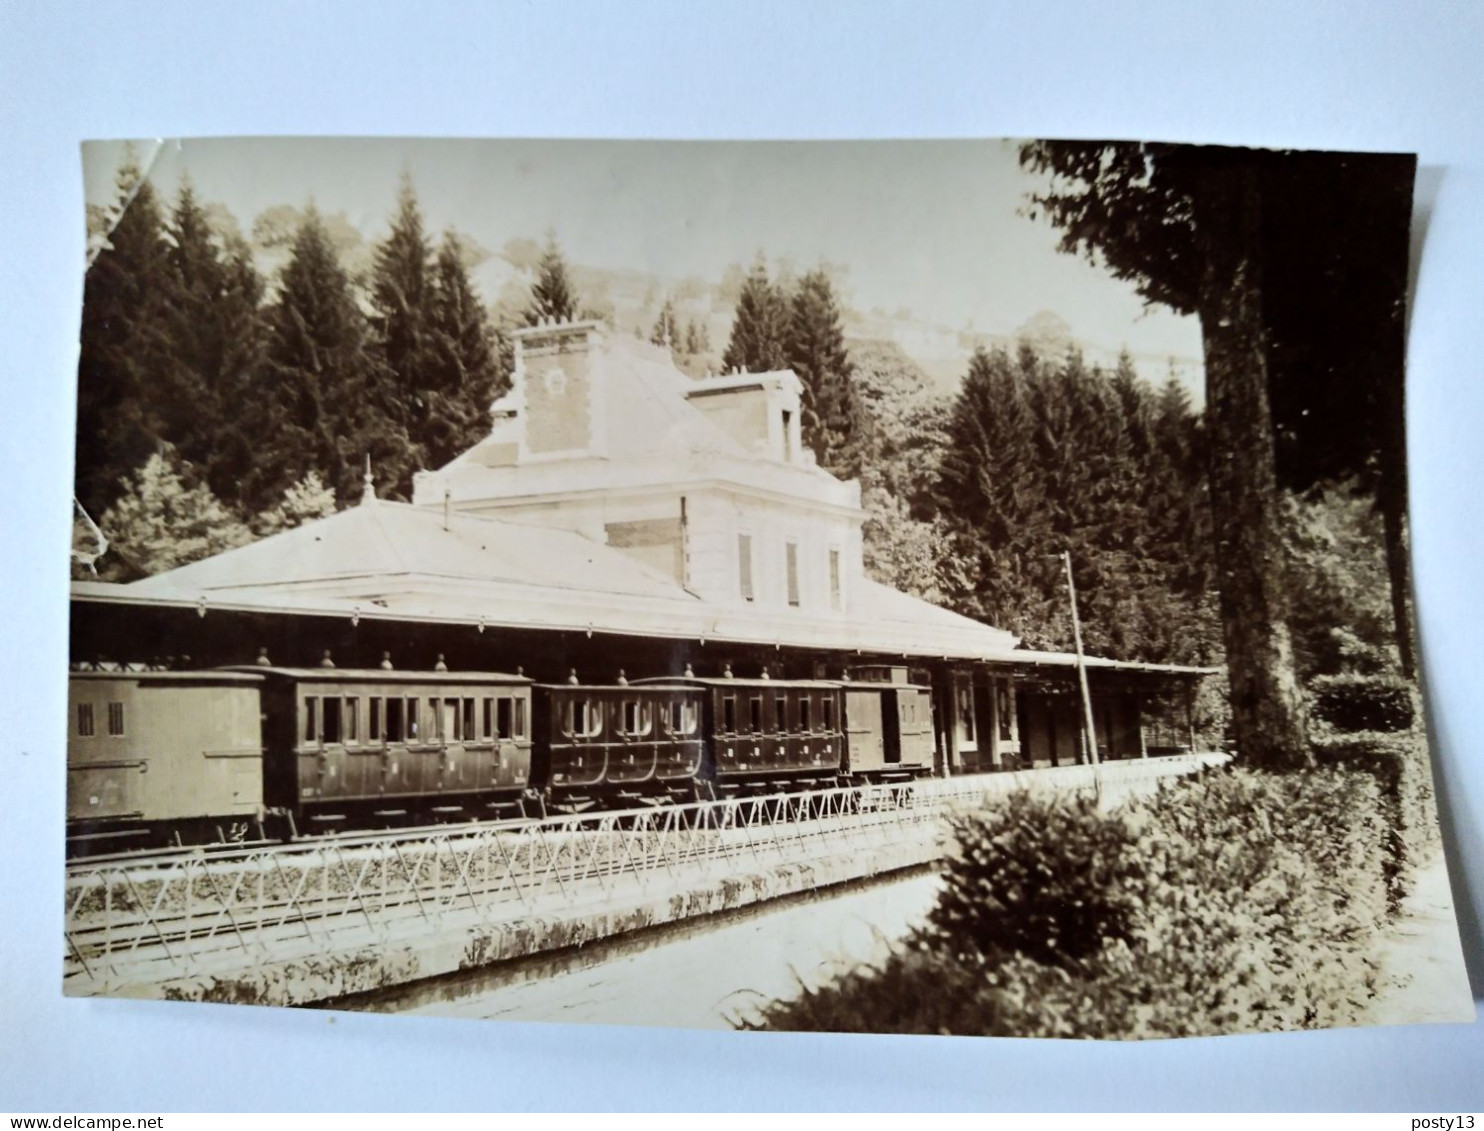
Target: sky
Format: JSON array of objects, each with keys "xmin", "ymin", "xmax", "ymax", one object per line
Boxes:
[{"xmin": 82, "ymin": 136, "xmax": 1206, "ymax": 370}]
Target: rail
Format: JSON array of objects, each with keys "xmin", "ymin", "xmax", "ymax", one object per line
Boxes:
[{"xmin": 63, "ymin": 752, "xmax": 1226, "ymax": 992}]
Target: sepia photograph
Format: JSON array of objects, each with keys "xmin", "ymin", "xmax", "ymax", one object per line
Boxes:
[{"xmin": 60, "ymin": 134, "xmax": 1473, "ymax": 1040}]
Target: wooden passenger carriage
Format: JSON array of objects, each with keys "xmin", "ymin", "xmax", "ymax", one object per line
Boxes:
[
  {"xmin": 235, "ymin": 666, "xmax": 533, "ymax": 824},
  {"xmin": 634, "ymin": 675, "xmax": 846, "ymax": 794},
  {"xmin": 532, "ymin": 680, "xmax": 706, "ymax": 803}
]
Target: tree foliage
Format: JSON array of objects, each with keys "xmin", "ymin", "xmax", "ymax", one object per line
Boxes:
[
  {"xmin": 931, "ymin": 345, "xmax": 1218, "ymax": 664},
  {"xmin": 524, "ymin": 231, "xmax": 578, "ymax": 324},
  {"xmin": 787, "ymin": 269, "xmax": 867, "ymax": 477},
  {"xmin": 99, "ymin": 450, "xmax": 253, "ymax": 578},
  {"xmin": 721, "ymin": 256, "xmax": 790, "ymax": 373}
]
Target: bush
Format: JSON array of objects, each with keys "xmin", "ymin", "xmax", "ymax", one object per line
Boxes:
[
  {"xmin": 1312, "ymin": 729, "xmax": 1435, "ymax": 905},
  {"xmin": 924, "ymin": 791, "xmax": 1142, "ymax": 967},
  {"xmin": 746, "ymin": 766, "xmax": 1396, "ymax": 1039},
  {"xmin": 1308, "ymin": 673, "xmax": 1414, "ymax": 734}
]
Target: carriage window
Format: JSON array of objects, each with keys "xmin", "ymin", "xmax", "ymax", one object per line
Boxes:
[
  {"xmin": 799, "ymin": 696, "xmax": 812, "ymax": 732},
  {"xmin": 385, "ymin": 697, "xmax": 404, "ymax": 742},
  {"xmin": 496, "ymin": 697, "xmax": 513, "ymax": 740},
  {"xmin": 369, "ymin": 697, "xmax": 383, "ymax": 742},
  {"xmin": 829, "ymin": 548, "xmax": 842, "ymax": 611},
  {"xmin": 785, "ymin": 541, "xmax": 800, "ymax": 607},
  {"xmin": 721, "ymin": 694, "xmax": 737, "ymax": 733},
  {"xmin": 343, "ymin": 698, "xmax": 359, "ymax": 744},
  {"xmin": 76, "ymin": 702, "xmax": 95, "ymax": 738},
  {"xmin": 482, "ymin": 697, "xmax": 493, "ymax": 740},
  {"xmin": 107, "ymin": 701, "xmax": 125, "ymax": 737},
  {"xmin": 407, "ymin": 698, "xmax": 421, "ymax": 740},
  {"xmin": 514, "ymin": 698, "xmax": 527, "ymax": 739},
  {"xmin": 441, "ymin": 698, "xmax": 460, "ymax": 742},
  {"xmin": 822, "ymin": 696, "xmax": 835, "ymax": 732},
  {"xmin": 303, "ymin": 697, "xmax": 317, "ymax": 742},
  {"xmin": 622, "ymin": 700, "xmax": 652, "ymax": 736},
  {"xmin": 749, "ymin": 695, "xmax": 763, "ymax": 733},
  {"xmin": 462, "ymin": 698, "xmax": 476, "ymax": 741},
  {"xmin": 775, "ymin": 694, "xmax": 788, "ymax": 731},
  {"xmin": 565, "ymin": 698, "xmax": 601, "ymax": 739},
  {"xmin": 668, "ymin": 700, "xmax": 698, "ymax": 736},
  {"xmin": 321, "ymin": 697, "xmax": 342, "ymax": 744}
]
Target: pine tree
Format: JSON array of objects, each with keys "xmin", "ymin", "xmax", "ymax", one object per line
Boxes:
[
  {"xmin": 423, "ymin": 229, "xmax": 509, "ymax": 468},
  {"xmin": 721, "ymin": 257, "xmax": 790, "ymax": 373},
  {"xmin": 685, "ymin": 318, "xmax": 708, "ymax": 356},
  {"xmin": 75, "ymin": 151, "xmax": 178, "ymax": 518},
  {"xmin": 368, "ymin": 172, "xmax": 436, "ymax": 457},
  {"xmin": 650, "ymin": 298, "xmax": 680, "ymax": 349},
  {"xmin": 162, "ymin": 176, "xmax": 266, "ymax": 508},
  {"xmin": 247, "ymin": 204, "xmax": 407, "ymax": 512},
  {"xmin": 787, "ymin": 269, "xmax": 865, "ymax": 477},
  {"xmin": 525, "ymin": 231, "xmax": 578, "ymax": 324}
]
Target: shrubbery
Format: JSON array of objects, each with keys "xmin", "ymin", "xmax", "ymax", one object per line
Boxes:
[
  {"xmin": 1308, "ymin": 673, "xmax": 1415, "ymax": 734},
  {"xmin": 745, "ymin": 765, "xmax": 1397, "ymax": 1039}
]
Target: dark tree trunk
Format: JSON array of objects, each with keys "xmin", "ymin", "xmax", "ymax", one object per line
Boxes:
[{"xmin": 1195, "ymin": 162, "xmax": 1312, "ymax": 771}]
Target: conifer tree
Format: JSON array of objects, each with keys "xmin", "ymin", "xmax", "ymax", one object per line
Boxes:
[
  {"xmin": 247, "ymin": 204, "xmax": 408, "ymax": 512},
  {"xmin": 721, "ymin": 257, "xmax": 790, "ymax": 373},
  {"xmin": 787, "ymin": 269, "xmax": 865, "ymax": 477},
  {"xmin": 162, "ymin": 176, "xmax": 266, "ymax": 507},
  {"xmin": 75, "ymin": 152, "xmax": 178, "ymax": 518},
  {"xmin": 423, "ymin": 229, "xmax": 509, "ymax": 468},
  {"xmin": 650, "ymin": 299, "xmax": 680, "ymax": 349},
  {"xmin": 685, "ymin": 318, "xmax": 708, "ymax": 357},
  {"xmin": 525, "ymin": 231, "xmax": 578, "ymax": 324},
  {"xmin": 368, "ymin": 173, "xmax": 436, "ymax": 452}
]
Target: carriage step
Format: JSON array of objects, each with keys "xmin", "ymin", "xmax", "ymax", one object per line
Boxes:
[{"xmin": 373, "ymin": 809, "xmax": 407, "ymax": 817}]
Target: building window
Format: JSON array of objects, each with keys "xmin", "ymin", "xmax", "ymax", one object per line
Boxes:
[
  {"xmin": 781, "ymin": 409, "xmax": 793, "ymax": 461},
  {"xmin": 107, "ymin": 701, "xmax": 125, "ymax": 737},
  {"xmin": 738, "ymin": 533, "xmax": 754, "ymax": 602},
  {"xmin": 829, "ymin": 548, "xmax": 842, "ymax": 611},
  {"xmin": 785, "ymin": 540, "xmax": 800, "ymax": 607},
  {"xmin": 76, "ymin": 702, "xmax": 95, "ymax": 738}
]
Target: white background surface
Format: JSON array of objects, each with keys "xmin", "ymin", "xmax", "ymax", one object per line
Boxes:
[{"xmin": 1, "ymin": 0, "xmax": 1480, "ymax": 1112}]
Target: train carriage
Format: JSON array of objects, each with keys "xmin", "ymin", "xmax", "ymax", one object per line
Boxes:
[
  {"xmin": 635, "ymin": 674, "xmax": 846, "ymax": 794},
  {"xmin": 836, "ymin": 667, "xmax": 936, "ymax": 781},
  {"xmin": 67, "ymin": 670, "xmax": 266, "ymax": 851},
  {"xmin": 533, "ymin": 679, "xmax": 706, "ymax": 803},
  {"xmin": 236, "ymin": 666, "xmax": 533, "ymax": 824}
]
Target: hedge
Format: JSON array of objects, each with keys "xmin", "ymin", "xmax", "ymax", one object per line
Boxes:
[
  {"xmin": 1308, "ymin": 673, "xmax": 1415, "ymax": 734},
  {"xmin": 744, "ymin": 766, "xmax": 1395, "ymax": 1039}
]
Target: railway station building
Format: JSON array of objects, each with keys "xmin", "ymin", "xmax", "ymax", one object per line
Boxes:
[{"xmin": 70, "ymin": 319, "xmax": 1213, "ymax": 774}]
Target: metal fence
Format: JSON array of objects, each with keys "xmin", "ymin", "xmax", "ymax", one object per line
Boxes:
[{"xmin": 64, "ymin": 752, "xmax": 1225, "ymax": 989}]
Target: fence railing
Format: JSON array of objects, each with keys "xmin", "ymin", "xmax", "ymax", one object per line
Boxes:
[{"xmin": 64, "ymin": 752, "xmax": 1226, "ymax": 988}]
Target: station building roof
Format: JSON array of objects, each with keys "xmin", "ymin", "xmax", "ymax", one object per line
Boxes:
[{"xmin": 73, "ymin": 494, "xmax": 1212, "ymax": 677}]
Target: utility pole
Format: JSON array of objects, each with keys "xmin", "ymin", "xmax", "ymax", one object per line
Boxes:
[{"xmin": 1062, "ymin": 551, "xmax": 1103, "ymax": 796}]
